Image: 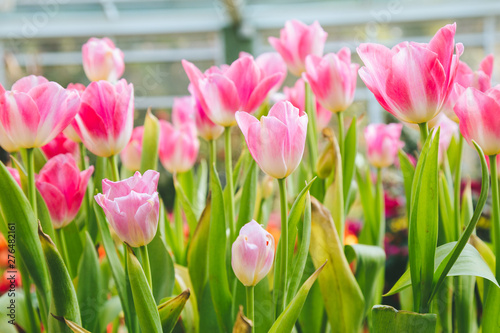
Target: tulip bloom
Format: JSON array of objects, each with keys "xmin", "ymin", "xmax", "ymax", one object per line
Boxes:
[
  {"xmin": 357, "ymin": 23, "xmax": 463, "ymax": 124},
  {"xmin": 236, "ymin": 100, "xmax": 308, "ymax": 179},
  {"xmin": 182, "ymin": 55, "xmax": 283, "ymax": 127},
  {"xmin": 232, "ymin": 220, "xmax": 275, "ymax": 286},
  {"xmin": 94, "ymin": 170, "xmax": 160, "ymax": 247},
  {"xmin": 364, "ymin": 123, "xmax": 404, "ymax": 168},
  {"xmin": 241, "ymin": 51, "xmax": 288, "ymax": 95},
  {"xmin": 0, "ymin": 75, "xmax": 80, "ymax": 152},
  {"xmin": 41, "ymin": 132, "xmax": 80, "ymax": 161},
  {"xmin": 82, "ymin": 37, "xmax": 125, "ymax": 82},
  {"xmin": 63, "ymin": 83, "xmax": 86, "ymax": 143},
  {"xmin": 120, "ymin": 126, "xmax": 144, "ymax": 171},
  {"xmin": 74, "ymin": 79, "xmax": 134, "ymax": 157},
  {"xmin": 36, "ymin": 154, "xmax": 94, "ymax": 229},
  {"xmin": 159, "ymin": 120, "xmax": 199, "ymax": 174},
  {"xmin": 269, "ymin": 20, "xmax": 328, "ymax": 76},
  {"xmin": 304, "ymin": 48, "xmax": 359, "ymax": 113},
  {"xmin": 283, "ymin": 78, "xmax": 332, "ymax": 131},
  {"xmin": 454, "ymin": 86, "xmax": 500, "ymax": 156}
]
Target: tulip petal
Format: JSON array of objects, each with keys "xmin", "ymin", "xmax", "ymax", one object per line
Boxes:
[
  {"xmin": 12, "ymin": 75, "xmax": 49, "ymax": 93},
  {"xmin": 245, "ymin": 73, "xmax": 283, "ymax": 112},
  {"xmin": 36, "ymin": 181, "xmax": 68, "ymax": 228},
  {"xmin": 225, "ymin": 56, "xmax": 260, "ymax": 108},
  {"xmin": 428, "ymin": 23, "xmax": 456, "ymax": 81},
  {"xmin": 0, "ymin": 90, "xmax": 39, "ymax": 148},
  {"xmin": 198, "ymin": 74, "xmax": 240, "ymax": 127}
]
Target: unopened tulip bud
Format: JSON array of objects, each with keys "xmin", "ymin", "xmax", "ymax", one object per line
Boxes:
[
  {"xmin": 82, "ymin": 37, "xmax": 125, "ymax": 82},
  {"xmin": 316, "ymin": 141, "xmax": 336, "ymax": 179},
  {"xmin": 261, "ymin": 175, "xmax": 275, "ymax": 199}
]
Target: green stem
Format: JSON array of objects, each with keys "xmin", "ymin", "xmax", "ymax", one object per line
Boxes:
[
  {"xmin": 224, "ymin": 127, "xmax": 235, "ymax": 243},
  {"xmin": 375, "ymin": 168, "xmax": 385, "ymax": 247},
  {"xmin": 304, "ymin": 81, "xmax": 318, "ymax": 173},
  {"xmin": 490, "ymin": 155, "xmax": 500, "ymax": 279},
  {"xmin": 337, "ymin": 112, "xmax": 344, "ymax": 159},
  {"xmin": 138, "ymin": 245, "xmax": 152, "ymax": 289},
  {"xmin": 277, "ymin": 178, "xmax": 288, "ymax": 313},
  {"xmin": 26, "ymin": 148, "xmax": 37, "ymax": 218},
  {"xmin": 55, "ymin": 228, "xmax": 72, "ymax": 277},
  {"xmin": 246, "ymin": 285, "xmax": 255, "ymax": 332},
  {"xmin": 209, "ymin": 139, "xmax": 217, "ymax": 169},
  {"xmin": 108, "ymin": 155, "xmax": 120, "ymax": 182},
  {"xmin": 454, "ymin": 134, "xmax": 464, "ymax": 240},
  {"xmin": 418, "ymin": 122, "xmax": 429, "ymax": 145}
]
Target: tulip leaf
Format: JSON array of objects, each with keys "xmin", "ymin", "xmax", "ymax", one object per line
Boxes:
[
  {"xmin": 51, "ymin": 314, "xmax": 91, "ymax": 333},
  {"xmin": 77, "ymin": 232, "xmax": 102, "ymax": 332},
  {"xmin": 268, "ymin": 261, "xmax": 326, "ymax": 333},
  {"xmin": 148, "ymin": 229, "xmax": 175, "ymax": 304},
  {"xmin": 174, "ymin": 265, "xmax": 199, "ymax": 333},
  {"xmin": 343, "ymin": 116, "xmax": 357, "ymax": 205},
  {"xmin": 36, "ymin": 189, "xmax": 56, "ymax": 241},
  {"xmin": 236, "ymin": 160, "xmax": 258, "ymax": 232},
  {"xmin": 398, "ymin": 150, "xmax": 415, "ymax": 218},
  {"xmin": 481, "ymin": 283, "xmax": 500, "ymax": 332},
  {"xmin": 126, "ymin": 246, "xmax": 162, "ymax": 333},
  {"xmin": 345, "ymin": 244, "xmax": 386, "ymax": 317},
  {"xmin": 438, "ymin": 173, "xmax": 455, "ymax": 243},
  {"xmin": 158, "ymin": 289, "xmax": 190, "ymax": 333},
  {"xmin": 0, "ymin": 290, "xmax": 26, "ymax": 333},
  {"xmin": 194, "ymin": 159, "xmax": 208, "ymax": 216},
  {"xmin": 174, "ymin": 175, "xmax": 198, "ymax": 238},
  {"xmin": 208, "ymin": 164, "xmax": 232, "ymax": 332},
  {"xmin": 371, "ymin": 305, "xmax": 437, "ymax": 333},
  {"xmin": 62, "ymin": 221, "xmax": 84, "ymax": 279},
  {"xmin": 98, "ymin": 296, "xmax": 122, "ymax": 330},
  {"xmin": 356, "ymin": 167, "xmax": 376, "ymax": 245},
  {"xmin": 39, "ymin": 224, "xmax": 81, "ymax": 333},
  {"xmin": 0, "ymin": 161, "xmax": 50, "ymax": 321},
  {"xmin": 309, "ymin": 197, "xmax": 365, "ymax": 333},
  {"xmin": 140, "ymin": 108, "xmax": 160, "ymax": 173}
]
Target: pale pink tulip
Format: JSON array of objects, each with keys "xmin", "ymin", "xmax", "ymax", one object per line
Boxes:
[
  {"xmin": 231, "ymin": 220, "xmax": 275, "ymax": 286},
  {"xmin": 36, "ymin": 154, "xmax": 94, "ymax": 229},
  {"xmin": 0, "ymin": 75, "xmax": 80, "ymax": 152},
  {"xmin": 454, "ymin": 86, "xmax": 500, "ymax": 156},
  {"xmin": 172, "ymin": 96, "xmax": 196, "ymax": 128},
  {"xmin": 431, "ymin": 114, "xmax": 458, "ymax": 164},
  {"xmin": 283, "ymin": 78, "xmax": 332, "ymax": 131},
  {"xmin": 364, "ymin": 123, "xmax": 404, "ymax": 168},
  {"xmin": 41, "ymin": 132, "xmax": 80, "ymax": 161},
  {"xmin": 82, "ymin": 37, "xmax": 125, "ymax": 82},
  {"xmin": 269, "ymin": 20, "xmax": 328, "ymax": 76},
  {"xmin": 159, "ymin": 120, "xmax": 199, "ymax": 174},
  {"xmin": 304, "ymin": 48, "xmax": 359, "ymax": 113},
  {"xmin": 442, "ymin": 55, "xmax": 494, "ymax": 122},
  {"xmin": 74, "ymin": 79, "xmax": 134, "ymax": 157},
  {"xmin": 63, "ymin": 83, "xmax": 86, "ymax": 143},
  {"xmin": 236, "ymin": 100, "xmax": 308, "ymax": 179},
  {"xmin": 357, "ymin": 23, "xmax": 464, "ymax": 124},
  {"xmin": 182, "ymin": 56, "xmax": 282, "ymax": 127},
  {"xmin": 120, "ymin": 126, "xmax": 144, "ymax": 171},
  {"xmin": 95, "ymin": 170, "xmax": 160, "ymax": 247}
]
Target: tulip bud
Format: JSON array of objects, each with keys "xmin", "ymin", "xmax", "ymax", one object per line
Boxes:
[
  {"xmin": 364, "ymin": 123, "xmax": 404, "ymax": 168},
  {"xmin": 82, "ymin": 37, "xmax": 125, "ymax": 82},
  {"xmin": 316, "ymin": 141, "xmax": 336, "ymax": 179},
  {"xmin": 232, "ymin": 220, "xmax": 275, "ymax": 286},
  {"xmin": 261, "ymin": 175, "xmax": 274, "ymax": 200}
]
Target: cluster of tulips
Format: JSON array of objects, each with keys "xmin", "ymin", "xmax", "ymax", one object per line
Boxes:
[{"xmin": 0, "ymin": 19, "xmax": 500, "ymax": 333}]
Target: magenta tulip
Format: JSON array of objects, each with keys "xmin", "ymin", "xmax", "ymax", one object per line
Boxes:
[
  {"xmin": 182, "ymin": 56, "xmax": 283, "ymax": 127},
  {"xmin": 283, "ymin": 78, "xmax": 332, "ymax": 131},
  {"xmin": 454, "ymin": 86, "xmax": 500, "ymax": 156},
  {"xmin": 364, "ymin": 123, "xmax": 404, "ymax": 168},
  {"xmin": 236, "ymin": 100, "xmax": 308, "ymax": 179},
  {"xmin": 0, "ymin": 75, "xmax": 80, "ymax": 152},
  {"xmin": 231, "ymin": 220, "xmax": 275, "ymax": 286},
  {"xmin": 120, "ymin": 126, "xmax": 144, "ymax": 171},
  {"xmin": 95, "ymin": 170, "xmax": 160, "ymax": 247},
  {"xmin": 304, "ymin": 48, "xmax": 359, "ymax": 113},
  {"xmin": 269, "ymin": 20, "xmax": 328, "ymax": 76},
  {"xmin": 82, "ymin": 37, "xmax": 125, "ymax": 82},
  {"xmin": 63, "ymin": 83, "xmax": 86, "ymax": 143},
  {"xmin": 357, "ymin": 23, "xmax": 463, "ymax": 124},
  {"xmin": 74, "ymin": 79, "xmax": 134, "ymax": 157},
  {"xmin": 41, "ymin": 132, "xmax": 80, "ymax": 161},
  {"xmin": 159, "ymin": 119, "xmax": 199, "ymax": 174},
  {"xmin": 36, "ymin": 154, "xmax": 94, "ymax": 229}
]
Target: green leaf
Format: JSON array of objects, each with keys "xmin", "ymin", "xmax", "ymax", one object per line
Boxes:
[
  {"xmin": 126, "ymin": 246, "xmax": 162, "ymax": 333},
  {"xmin": 481, "ymin": 283, "xmax": 500, "ymax": 331},
  {"xmin": 194, "ymin": 159, "xmax": 208, "ymax": 216},
  {"xmin": 62, "ymin": 221, "xmax": 84, "ymax": 279},
  {"xmin": 268, "ymin": 262, "xmax": 326, "ymax": 333},
  {"xmin": 236, "ymin": 160, "xmax": 258, "ymax": 232},
  {"xmin": 98, "ymin": 296, "xmax": 122, "ymax": 330},
  {"xmin": 371, "ymin": 305, "xmax": 436, "ymax": 333},
  {"xmin": 174, "ymin": 175, "xmax": 198, "ymax": 238},
  {"xmin": 174, "ymin": 265, "xmax": 199, "ymax": 333},
  {"xmin": 309, "ymin": 197, "xmax": 365, "ymax": 332},
  {"xmin": 356, "ymin": 167, "xmax": 376, "ymax": 245},
  {"xmin": 148, "ymin": 229, "xmax": 175, "ymax": 304},
  {"xmin": 0, "ymin": 161, "xmax": 50, "ymax": 320},
  {"xmin": 140, "ymin": 108, "xmax": 160, "ymax": 173},
  {"xmin": 343, "ymin": 116, "xmax": 357, "ymax": 204},
  {"xmin": 208, "ymin": 164, "xmax": 232, "ymax": 332},
  {"xmin": 77, "ymin": 232, "xmax": 102, "ymax": 332},
  {"xmin": 0, "ymin": 290, "xmax": 25, "ymax": 333},
  {"xmin": 345, "ymin": 244, "xmax": 386, "ymax": 317},
  {"xmin": 39, "ymin": 224, "xmax": 81, "ymax": 333},
  {"xmin": 51, "ymin": 315, "xmax": 91, "ymax": 333},
  {"xmin": 438, "ymin": 172, "xmax": 455, "ymax": 243},
  {"xmin": 398, "ymin": 150, "xmax": 415, "ymax": 219},
  {"xmin": 158, "ymin": 289, "xmax": 190, "ymax": 333},
  {"xmin": 36, "ymin": 189, "xmax": 56, "ymax": 241}
]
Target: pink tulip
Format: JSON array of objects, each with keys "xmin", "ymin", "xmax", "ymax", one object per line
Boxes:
[
  {"xmin": 7, "ymin": 167, "xmax": 21, "ymax": 187},
  {"xmin": 241, "ymin": 51, "xmax": 288, "ymax": 95},
  {"xmin": 236, "ymin": 100, "xmax": 308, "ymax": 179},
  {"xmin": 182, "ymin": 56, "xmax": 283, "ymax": 127},
  {"xmin": 41, "ymin": 132, "xmax": 80, "ymax": 161},
  {"xmin": 74, "ymin": 79, "xmax": 134, "ymax": 157},
  {"xmin": 364, "ymin": 123, "xmax": 404, "ymax": 168},
  {"xmin": 231, "ymin": 220, "xmax": 275, "ymax": 286},
  {"xmin": 82, "ymin": 37, "xmax": 125, "ymax": 82},
  {"xmin": 304, "ymin": 48, "xmax": 359, "ymax": 113},
  {"xmin": 175, "ymin": 94, "xmax": 224, "ymax": 141},
  {"xmin": 283, "ymin": 78, "xmax": 332, "ymax": 131},
  {"xmin": 172, "ymin": 96, "xmax": 196, "ymax": 127},
  {"xmin": 442, "ymin": 55, "xmax": 494, "ymax": 123},
  {"xmin": 0, "ymin": 75, "xmax": 80, "ymax": 152},
  {"xmin": 63, "ymin": 83, "xmax": 86, "ymax": 143},
  {"xmin": 454, "ymin": 86, "xmax": 500, "ymax": 156},
  {"xmin": 36, "ymin": 154, "xmax": 94, "ymax": 229},
  {"xmin": 357, "ymin": 23, "xmax": 464, "ymax": 124},
  {"xmin": 269, "ymin": 20, "xmax": 328, "ymax": 76},
  {"xmin": 94, "ymin": 170, "xmax": 160, "ymax": 247},
  {"xmin": 120, "ymin": 126, "xmax": 144, "ymax": 171},
  {"xmin": 159, "ymin": 120, "xmax": 199, "ymax": 174},
  {"xmin": 430, "ymin": 114, "xmax": 458, "ymax": 164}
]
